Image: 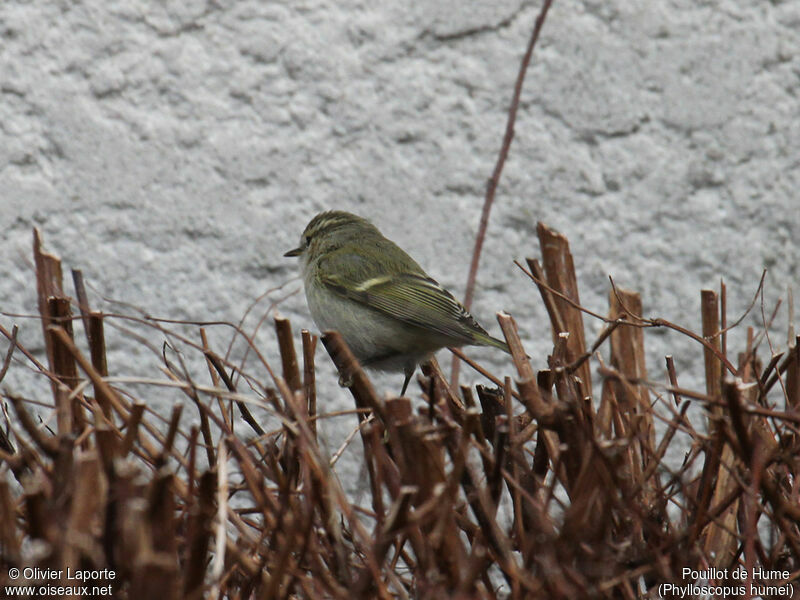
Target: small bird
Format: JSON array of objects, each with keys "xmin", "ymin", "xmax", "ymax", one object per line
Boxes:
[{"xmin": 285, "ymin": 210, "xmax": 509, "ymax": 395}]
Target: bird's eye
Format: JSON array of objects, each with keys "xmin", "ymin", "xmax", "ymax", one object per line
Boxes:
[{"xmin": 304, "ymin": 235, "xmax": 311, "ymax": 246}]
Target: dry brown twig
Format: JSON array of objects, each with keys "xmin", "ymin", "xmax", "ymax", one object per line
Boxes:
[{"xmin": 453, "ymin": 0, "xmax": 555, "ymax": 388}]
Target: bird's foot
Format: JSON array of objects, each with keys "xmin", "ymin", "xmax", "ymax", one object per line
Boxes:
[{"xmin": 337, "ymin": 370, "xmax": 354, "ymax": 388}]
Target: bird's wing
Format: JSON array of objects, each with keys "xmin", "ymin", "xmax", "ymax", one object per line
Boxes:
[{"xmin": 318, "ymin": 250, "xmax": 504, "ymax": 348}]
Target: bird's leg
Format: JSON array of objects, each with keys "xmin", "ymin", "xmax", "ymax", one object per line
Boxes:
[{"xmin": 400, "ymin": 364, "xmax": 415, "ymax": 396}]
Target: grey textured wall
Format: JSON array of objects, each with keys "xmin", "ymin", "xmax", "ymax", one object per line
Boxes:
[{"xmin": 1, "ymin": 2, "xmax": 798, "ymax": 437}]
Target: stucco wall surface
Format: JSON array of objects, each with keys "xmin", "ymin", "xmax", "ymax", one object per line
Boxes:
[{"xmin": 1, "ymin": 1, "xmax": 798, "ymax": 469}]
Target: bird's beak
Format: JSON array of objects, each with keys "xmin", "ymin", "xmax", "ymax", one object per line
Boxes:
[{"xmin": 284, "ymin": 247, "xmax": 303, "ymax": 257}]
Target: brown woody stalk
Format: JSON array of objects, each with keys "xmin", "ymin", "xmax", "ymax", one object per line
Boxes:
[{"xmin": 1, "ymin": 223, "xmax": 799, "ymax": 599}]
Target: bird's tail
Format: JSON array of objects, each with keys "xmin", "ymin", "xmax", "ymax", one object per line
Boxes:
[{"xmin": 476, "ymin": 332, "xmax": 511, "ymax": 354}]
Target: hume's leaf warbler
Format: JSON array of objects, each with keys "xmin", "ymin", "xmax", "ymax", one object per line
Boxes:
[{"xmin": 285, "ymin": 210, "xmax": 509, "ymax": 395}]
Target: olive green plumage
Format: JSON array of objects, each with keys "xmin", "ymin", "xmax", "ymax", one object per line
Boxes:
[{"xmin": 285, "ymin": 210, "xmax": 509, "ymax": 395}]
